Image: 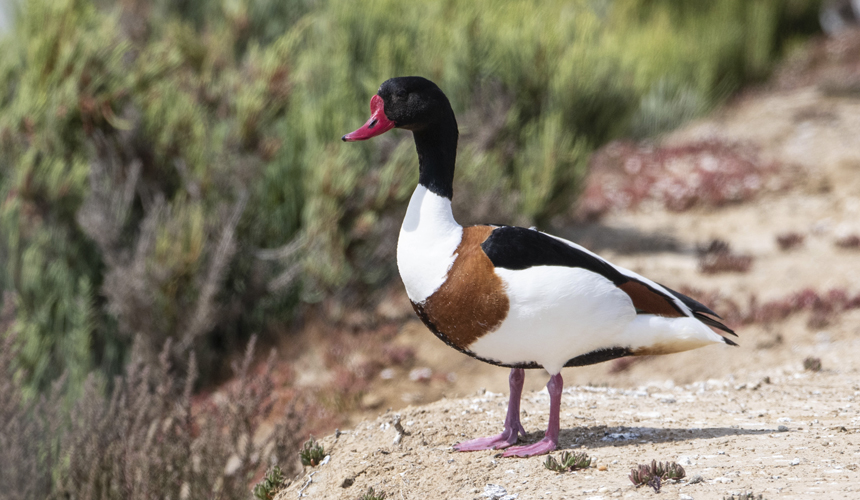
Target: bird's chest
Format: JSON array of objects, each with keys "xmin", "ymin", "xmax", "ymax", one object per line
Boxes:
[
  {"xmin": 401, "ymin": 225, "xmax": 511, "ymax": 353},
  {"xmin": 396, "ymin": 185, "xmax": 463, "ymax": 303},
  {"xmin": 396, "ymin": 224, "xmax": 460, "ymax": 303}
]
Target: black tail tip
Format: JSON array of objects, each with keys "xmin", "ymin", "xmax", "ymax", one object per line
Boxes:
[{"xmin": 723, "ymin": 336, "xmax": 739, "ymax": 347}]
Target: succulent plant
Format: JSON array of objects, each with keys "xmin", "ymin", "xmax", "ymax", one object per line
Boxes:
[
  {"xmin": 724, "ymin": 493, "xmax": 766, "ymax": 500},
  {"xmin": 803, "ymin": 356, "xmax": 822, "ymax": 372},
  {"xmin": 629, "ymin": 460, "xmax": 686, "ymax": 492},
  {"xmin": 300, "ymin": 437, "xmax": 327, "ymax": 467},
  {"xmin": 360, "ymin": 487, "xmax": 387, "ymax": 500},
  {"xmin": 253, "ymin": 466, "xmax": 287, "ymax": 500},
  {"xmin": 544, "ymin": 451, "xmax": 593, "ymax": 472}
]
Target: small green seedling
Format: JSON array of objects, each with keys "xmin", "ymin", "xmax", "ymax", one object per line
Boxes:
[
  {"xmin": 359, "ymin": 487, "xmax": 387, "ymax": 500},
  {"xmin": 629, "ymin": 460, "xmax": 686, "ymax": 492},
  {"xmin": 803, "ymin": 356, "xmax": 822, "ymax": 372},
  {"xmin": 723, "ymin": 493, "xmax": 765, "ymax": 500},
  {"xmin": 543, "ymin": 451, "xmax": 592, "ymax": 472},
  {"xmin": 300, "ymin": 436, "xmax": 326, "ymax": 467},
  {"xmin": 253, "ymin": 465, "xmax": 287, "ymax": 500}
]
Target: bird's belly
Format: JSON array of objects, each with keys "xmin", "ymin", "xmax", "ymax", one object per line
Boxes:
[{"xmin": 467, "ymin": 266, "xmax": 636, "ymax": 374}]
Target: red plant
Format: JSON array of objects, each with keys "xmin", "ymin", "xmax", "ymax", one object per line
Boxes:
[
  {"xmin": 578, "ymin": 140, "xmax": 780, "ymax": 220},
  {"xmin": 382, "ymin": 345, "xmax": 416, "ymax": 366},
  {"xmin": 608, "ymin": 356, "xmax": 641, "ymax": 374},
  {"xmin": 679, "ymin": 286, "xmax": 860, "ymax": 329},
  {"xmin": 776, "ymin": 232, "xmax": 805, "ymax": 251},
  {"xmin": 697, "ymin": 239, "xmax": 753, "ymax": 274},
  {"xmin": 836, "ymin": 234, "xmax": 860, "ymax": 249}
]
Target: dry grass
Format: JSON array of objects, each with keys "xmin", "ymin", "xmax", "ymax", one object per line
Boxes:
[
  {"xmin": 0, "ymin": 295, "xmax": 57, "ymax": 499},
  {"xmin": 1, "ymin": 324, "xmax": 306, "ymax": 500}
]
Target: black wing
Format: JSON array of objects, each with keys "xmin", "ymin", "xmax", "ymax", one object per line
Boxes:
[
  {"xmin": 480, "ymin": 225, "xmax": 738, "ymax": 337},
  {"xmin": 481, "ymin": 226, "xmax": 627, "ymax": 284},
  {"xmin": 481, "ymin": 226, "xmax": 687, "ymax": 317},
  {"xmin": 659, "ymin": 283, "xmax": 737, "ymax": 338}
]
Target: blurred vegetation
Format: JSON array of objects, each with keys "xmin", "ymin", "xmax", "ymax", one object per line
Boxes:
[
  {"xmin": 0, "ymin": 324, "xmax": 305, "ymax": 500},
  {"xmin": 0, "ymin": 0, "xmax": 822, "ymax": 399}
]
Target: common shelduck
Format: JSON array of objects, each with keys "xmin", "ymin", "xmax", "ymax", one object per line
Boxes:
[{"xmin": 343, "ymin": 76, "xmax": 737, "ymax": 458}]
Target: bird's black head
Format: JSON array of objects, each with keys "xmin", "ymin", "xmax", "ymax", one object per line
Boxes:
[
  {"xmin": 342, "ymin": 76, "xmax": 459, "ymax": 199},
  {"xmin": 376, "ymin": 77, "xmax": 452, "ymax": 131},
  {"xmin": 342, "ymin": 76, "xmax": 454, "ymax": 141}
]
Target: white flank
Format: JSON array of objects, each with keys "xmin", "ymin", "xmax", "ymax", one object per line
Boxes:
[
  {"xmin": 544, "ymin": 233, "xmax": 693, "ymax": 316},
  {"xmin": 469, "ymin": 266, "xmax": 635, "ymax": 375},
  {"xmin": 616, "ymin": 315, "xmax": 726, "ymax": 353},
  {"xmin": 397, "ymin": 185, "xmax": 462, "ymax": 302},
  {"xmin": 468, "ymin": 264, "xmax": 725, "ymax": 375}
]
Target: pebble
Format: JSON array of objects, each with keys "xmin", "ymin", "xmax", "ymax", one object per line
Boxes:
[
  {"xmin": 778, "ymin": 425, "xmax": 789, "ymax": 432},
  {"xmin": 601, "ymin": 432, "xmax": 641, "ymax": 441},
  {"xmin": 483, "ymin": 484, "xmax": 518, "ymax": 500},
  {"xmin": 679, "ymin": 495, "xmax": 694, "ymax": 500},
  {"xmin": 790, "ymin": 458, "xmax": 801, "ymax": 466},
  {"xmin": 688, "ymin": 474, "xmax": 704, "ymax": 484},
  {"xmin": 409, "ymin": 367, "xmax": 432, "ymax": 382}
]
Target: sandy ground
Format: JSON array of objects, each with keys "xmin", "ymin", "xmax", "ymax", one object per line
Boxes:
[
  {"xmin": 276, "ymin": 76, "xmax": 860, "ymax": 498},
  {"xmin": 279, "ymin": 367, "xmax": 859, "ymax": 499}
]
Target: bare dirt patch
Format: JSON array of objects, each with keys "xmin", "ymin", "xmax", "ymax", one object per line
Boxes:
[{"xmin": 278, "ymin": 367, "xmax": 860, "ymax": 499}]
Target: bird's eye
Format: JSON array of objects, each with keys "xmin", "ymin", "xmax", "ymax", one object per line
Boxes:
[{"xmin": 395, "ymin": 90, "xmax": 408, "ymax": 100}]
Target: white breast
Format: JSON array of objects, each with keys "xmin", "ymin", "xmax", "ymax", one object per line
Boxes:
[{"xmin": 397, "ymin": 185, "xmax": 463, "ymax": 303}]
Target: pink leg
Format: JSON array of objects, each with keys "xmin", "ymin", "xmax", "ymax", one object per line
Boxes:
[
  {"xmin": 502, "ymin": 372, "xmax": 562, "ymax": 457},
  {"xmin": 454, "ymin": 368, "xmax": 527, "ymax": 451}
]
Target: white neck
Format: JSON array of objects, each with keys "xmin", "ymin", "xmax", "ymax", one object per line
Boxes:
[{"xmin": 397, "ymin": 184, "xmax": 463, "ymax": 303}]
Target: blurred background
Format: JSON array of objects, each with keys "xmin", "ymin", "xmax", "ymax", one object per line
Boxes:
[{"xmin": 6, "ymin": 0, "xmax": 860, "ymax": 498}]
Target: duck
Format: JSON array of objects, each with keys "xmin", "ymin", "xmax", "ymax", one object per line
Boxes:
[{"xmin": 342, "ymin": 76, "xmax": 737, "ymax": 458}]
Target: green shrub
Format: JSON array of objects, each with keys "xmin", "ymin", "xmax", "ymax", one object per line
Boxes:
[
  {"xmin": 0, "ymin": 0, "xmax": 303, "ymax": 390},
  {"xmin": 0, "ymin": 0, "xmax": 822, "ymax": 394}
]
